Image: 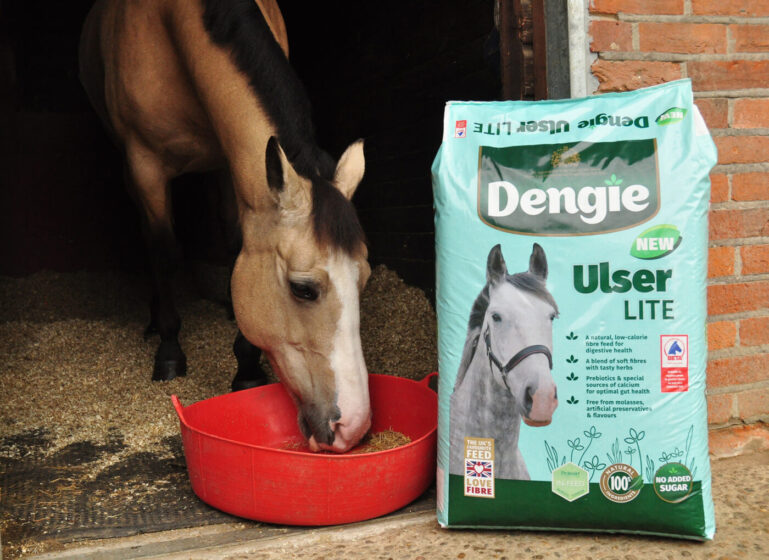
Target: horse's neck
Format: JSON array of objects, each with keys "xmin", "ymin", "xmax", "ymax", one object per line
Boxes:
[
  {"xmin": 461, "ymin": 345, "xmax": 522, "ymax": 446},
  {"xmin": 168, "ymin": 0, "xmax": 296, "ymax": 212}
]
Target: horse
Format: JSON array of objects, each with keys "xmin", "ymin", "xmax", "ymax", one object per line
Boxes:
[
  {"xmin": 78, "ymin": 0, "xmax": 372, "ymax": 452},
  {"xmin": 449, "ymin": 243, "xmax": 559, "ymax": 480}
]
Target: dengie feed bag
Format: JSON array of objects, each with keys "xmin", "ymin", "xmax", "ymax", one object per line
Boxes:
[{"xmin": 432, "ymin": 79, "xmax": 716, "ymax": 539}]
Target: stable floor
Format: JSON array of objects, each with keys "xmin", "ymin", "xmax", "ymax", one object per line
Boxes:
[
  {"xmin": 23, "ymin": 451, "xmax": 769, "ymax": 559},
  {"xmin": 0, "ymin": 267, "xmax": 438, "ymax": 558},
  {"xmin": 2, "ymin": 270, "xmax": 767, "ymax": 559}
]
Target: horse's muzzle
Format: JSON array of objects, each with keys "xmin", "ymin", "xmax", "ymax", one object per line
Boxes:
[
  {"xmin": 523, "ymin": 417, "xmax": 553, "ymax": 427},
  {"xmin": 299, "ymin": 399, "xmax": 371, "ymax": 453},
  {"xmin": 523, "ymin": 383, "xmax": 558, "ymax": 427},
  {"xmin": 308, "ymin": 410, "xmax": 372, "ymax": 453}
]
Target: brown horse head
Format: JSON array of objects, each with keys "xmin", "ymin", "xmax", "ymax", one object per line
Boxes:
[{"xmin": 231, "ymin": 137, "xmax": 371, "ymax": 452}]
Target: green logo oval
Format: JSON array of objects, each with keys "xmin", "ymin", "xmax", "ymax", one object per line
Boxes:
[
  {"xmin": 656, "ymin": 107, "xmax": 687, "ymax": 126},
  {"xmin": 630, "ymin": 224, "xmax": 681, "ymax": 259}
]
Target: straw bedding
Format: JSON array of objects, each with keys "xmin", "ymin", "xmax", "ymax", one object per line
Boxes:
[{"xmin": 0, "ymin": 265, "xmax": 437, "ymax": 468}]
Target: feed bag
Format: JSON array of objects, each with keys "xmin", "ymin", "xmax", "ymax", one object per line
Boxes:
[{"xmin": 432, "ymin": 79, "xmax": 716, "ymax": 540}]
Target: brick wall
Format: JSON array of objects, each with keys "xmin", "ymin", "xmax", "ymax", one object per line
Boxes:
[{"xmin": 588, "ymin": 0, "xmax": 769, "ymax": 430}]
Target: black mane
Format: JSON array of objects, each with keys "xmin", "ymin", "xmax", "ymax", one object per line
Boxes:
[{"xmin": 201, "ymin": 0, "xmax": 365, "ymax": 254}]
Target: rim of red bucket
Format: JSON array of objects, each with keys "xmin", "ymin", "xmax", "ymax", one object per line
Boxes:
[{"xmin": 171, "ymin": 373, "xmax": 437, "ymax": 459}]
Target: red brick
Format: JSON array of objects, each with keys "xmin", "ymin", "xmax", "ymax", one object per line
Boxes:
[
  {"xmin": 731, "ymin": 24, "xmax": 769, "ymax": 52},
  {"xmin": 709, "ymin": 173, "xmax": 729, "ymax": 203},
  {"xmin": 742, "ymin": 244, "xmax": 769, "ymax": 275},
  {"xmin": 695, "ymin": 99, "xmax": 728, "ymax": 130},
  {"xmin": 708, "ymin": 281, "xmax": 769, "ymax": 315},
  {"xmin": 736, "ymin": 387, "xmax": 769, "ymax": 420},
  {"xmin": 709, "ymin": 424, "xmax": 769, "ymax": 458},
  {"xmin": 690, "ymin": 60, "xmax": 769, "ymax": 91},
  {"xmin": 590, "ymin": 20, "xmax": 633, "ymax": 52},
  {"xmin": 591, "ymin": 60, "xmax": 682, "ymax": 92},
  {"xmin": 591, "ymin": 0, "xmax": 684, "ymax": 14},
  {"xmin": 693, "ymin": 0, "xmax": 769, "ymax": 16},
  {"xmin": 715, "ymin": 136, "xmax": 769, "ymax": 165},
  {"xmin": 638, "ymin": 23, "xmax": 726, "ymax": 54},
  {"xmin": 708, "ymin": 246, "xmax": 734, "ymax": 278},
  {"xmin": 707, "ymin": 352, "xmax": 769, "ymax": 387},
  {"xmin": 707, "ymin": 393, "xmax": 734, "ymax": 424},
  {"xmin": 732, "ymin": 173, "xmax": 769, "ymax": 202},
  {"xmin": 733, "ymin": 98, "xmax": 769, "ymax": 129},
  {"xmin": 708, "ymin": 320, "xmax": 737, "ymax": 350},
  {"xmin": 740, "ymin": 316, "xmax": 769, "ymax": 346},
  {"xmin": 709, "ymin": 207, "xmax": 769, "ymax": 240}
]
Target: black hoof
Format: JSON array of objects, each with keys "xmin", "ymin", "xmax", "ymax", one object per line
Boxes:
[
  {"xmin": 231, "ymin": 369, "xmax": 269, "ymax": 392},
  {"xmin": 152, "ymin": 340, "xmax": 187, "ymax": 381}
]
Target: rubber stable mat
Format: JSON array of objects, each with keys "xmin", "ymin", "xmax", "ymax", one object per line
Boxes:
[
  {"xmin": 0, "ymin": 429, "xmax": 436, "ymax": 558},
  {"xmin": 0, "ymin": 429, "xmax": 234, "ymax": 558}
]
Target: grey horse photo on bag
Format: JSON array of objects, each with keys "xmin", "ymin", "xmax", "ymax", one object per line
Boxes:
[{"xmin": 449, "ymin": 243, "xmax": 558, "ymax": 481}]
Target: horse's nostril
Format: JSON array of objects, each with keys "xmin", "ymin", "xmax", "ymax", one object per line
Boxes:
[
  {"xmin": 525, "ymin": 386, "xmax": 534, "ymax": 414},
  {"xmin": 300, "ymin": 406, "xmax": 336, "ymax": 446},
  {"xmin": 329, "ymin": 419, "xmax": 341, "ymax": 435},
  {"xmin": 316, "ymin": 424, "xmax": 335, "ymax": 446},
  {"xmin": 298, "ymin": 413, "xmax": 311, "ymax": 439}
]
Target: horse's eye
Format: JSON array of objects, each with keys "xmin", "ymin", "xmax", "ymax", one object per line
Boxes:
[
  {"xmin": 491, "ymin": 312, "xmax": 502, "ymax": 323},
  {"xmin": 290, "ymin": 281, "xmax": 319, "ymax": 302}
]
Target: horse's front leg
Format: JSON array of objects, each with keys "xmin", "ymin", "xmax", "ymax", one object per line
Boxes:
[
  {"xmin": 231, "ymin": 331, "xmax": 269, "ymax": 391},
  {"xmin": 126, "ymin": 141, "xmax": 187, "ymax": 381}
]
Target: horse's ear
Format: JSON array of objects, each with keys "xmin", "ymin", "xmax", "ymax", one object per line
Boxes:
[
  {"xmin": 265, "ymin": 136, "xmax": 286, "ymax": 193},
  {"xmin": 529, "ymin": 243, "xmax": 548, "ymax": 280},
  {"xmin": 333, "ymin": 139, "xmax": 365, "ymax": 200},
  {"xmin": 486, "ymin": 244, "xmax": 507, "ymax": 285},
  {"xmin": 265, "ymin": 136, "xmax": 310, "ymax": 214}
]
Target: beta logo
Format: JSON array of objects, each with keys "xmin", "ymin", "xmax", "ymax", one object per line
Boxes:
[
  {"xmin": 661, "ymin": 335, "xmax": 689, "ymax": 392},
  {"xmin": 663, "ymin": 337, "xmax": 686, "ymax": 361},
  {"xmin": 455, "ymin": 120, "xmax": 467, "ymax": 138}
]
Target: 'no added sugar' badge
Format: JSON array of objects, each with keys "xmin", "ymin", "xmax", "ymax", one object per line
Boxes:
[{"xmin": 653, "ymin": 462, "xmax": 694, "ymax": 503}]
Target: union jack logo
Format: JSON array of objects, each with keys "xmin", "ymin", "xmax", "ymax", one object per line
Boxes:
[{"xmin": 466, "ymin": 460, "xmax": 493, "ymax": 478}]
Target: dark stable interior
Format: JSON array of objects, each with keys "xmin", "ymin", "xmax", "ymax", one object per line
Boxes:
[{"xmin": 1, "ymin": 0, "xmax": 501, "ymax": 296}]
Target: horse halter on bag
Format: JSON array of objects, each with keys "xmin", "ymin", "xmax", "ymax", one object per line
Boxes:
[{"xmin": 483, "ymin": 325, "xmax": 553, "ymax": 383}]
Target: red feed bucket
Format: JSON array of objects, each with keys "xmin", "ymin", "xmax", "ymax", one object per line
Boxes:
[{"xmin": 171, "ymin": 373, "xmax": 437, "ymax": 526}]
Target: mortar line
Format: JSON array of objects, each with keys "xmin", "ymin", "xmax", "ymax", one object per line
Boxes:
[
  {"xmin": 706, "ymin": 379, "xmax": 769, "ymax": 396},
  {"xmin": 598, "ymin": 51, "xmax": 769, "ymax": 62},
  {"xmin": 707, "ymin": 342, "xmax": 769, "ymax": 359},
  {"xmin": 696, "ymin": 90, "xmax": 769, "ymax": 99},
  {"xmin": 706, "ymin": 308, "xmax": 769, "ymax": 322},
  {"xmin": 708, "ymin": 199, "xmax": 769, "ymax": 209},
  {"xmin": 707, "ymin": 273, "xmax": 769, "ymax": 285},
  {"xmin": 616, "ymin": 14, "xmax": 769, "ymax": 25}
]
